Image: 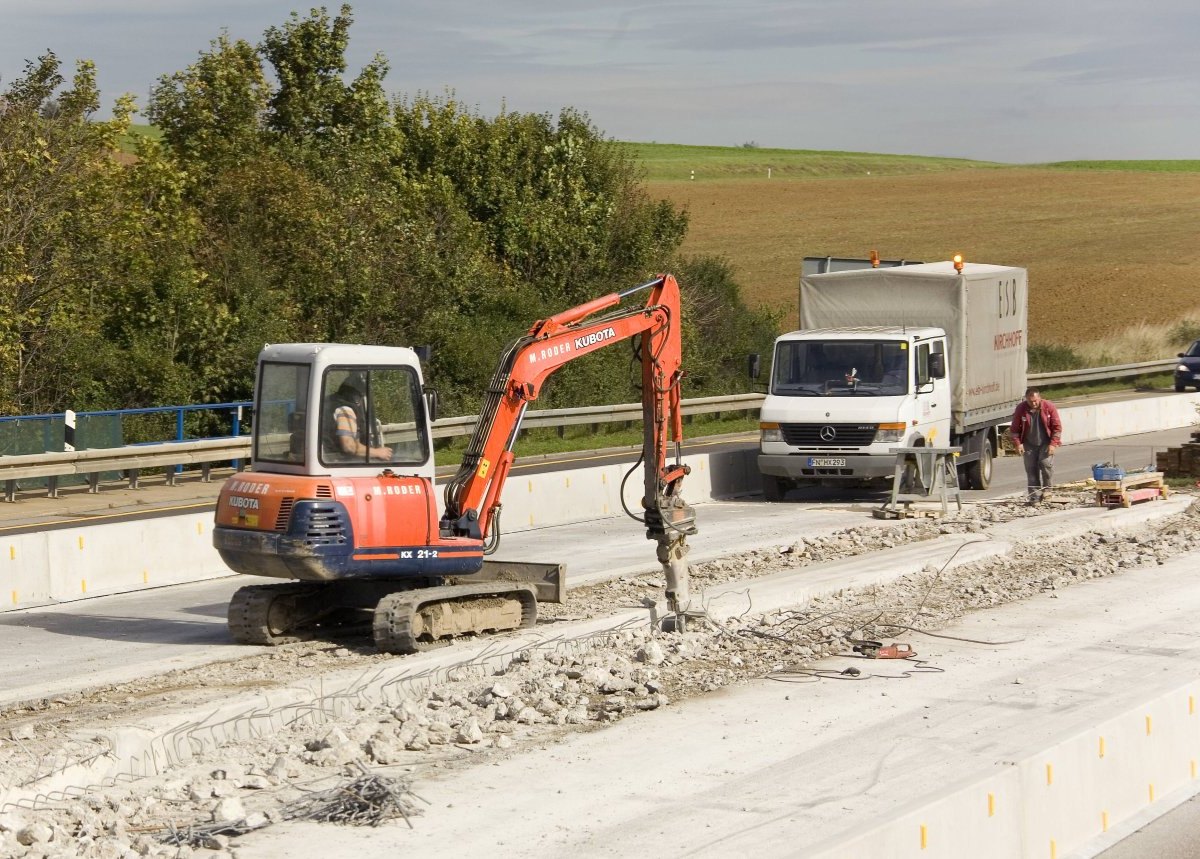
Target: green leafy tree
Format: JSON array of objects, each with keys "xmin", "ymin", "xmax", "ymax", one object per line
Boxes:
[
  {"xmin": 1, "ymin": 5, "xmax": 775, "ymax": 426},
  {"xmin": 0, "ymin": 54, "xmax": 143, "ymax": 412},
  {"xmin": 147, "ymin": 32, "xmax": 268, "ymax": 173}
]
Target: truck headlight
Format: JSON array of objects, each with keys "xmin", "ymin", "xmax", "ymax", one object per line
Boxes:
[
  {"xmin": 760, "ymin": 421, "xmax": 783, "ymax": 443},
  {"xmin": 1178, "ymin": 364, "xmax": 1191, "ymax": 374},
  {"xmin": 874, "ymin": 422, "xmax": 907, "ymax": 443}
]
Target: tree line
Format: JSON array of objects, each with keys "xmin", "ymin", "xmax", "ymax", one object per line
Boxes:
[{"xmin": 0, "ymin": 5, "xmax": 777, "ymax": 424}]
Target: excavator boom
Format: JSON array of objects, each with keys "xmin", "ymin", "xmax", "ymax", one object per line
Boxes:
[{"xmin": 441, "ymin": 274, "xmax": 697, "ymax": 614}]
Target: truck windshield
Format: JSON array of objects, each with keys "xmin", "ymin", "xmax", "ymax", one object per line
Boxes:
[{"xmin": 772, "ymin": 340, "xmax": 908, "ymax": 397}]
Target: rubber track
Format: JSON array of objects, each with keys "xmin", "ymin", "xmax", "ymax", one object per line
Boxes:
[
  {"xmin": 372, "ymin": 582, "xmax": 538, "ymax": 655},
  {"xmin": 227, "ymin": 582, "xmax": 321, "ymax": 646}
]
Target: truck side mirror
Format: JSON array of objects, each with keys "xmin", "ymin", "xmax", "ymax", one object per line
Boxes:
[
  {"xmin": 748, "ymin": 353, "xmax": 761, "ymax": 381},
  {"xmin": 928, "ymin": 353, "xmax": 946, "ymax": 379},
  {"xmin": 424, "ymin": 389, "xmax": 439, "ymax": 423}
]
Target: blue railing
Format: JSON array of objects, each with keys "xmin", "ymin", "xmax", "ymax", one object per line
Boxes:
[
  {"xmin": 0, "ymin": 402, "xmax": 252, "ymax": 485},
  {"xmin": 0, "ymin": 401, "xmax": 252, "ymax": 453}
]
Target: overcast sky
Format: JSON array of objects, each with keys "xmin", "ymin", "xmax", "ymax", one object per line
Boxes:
[{"xmin": 1, "ymin": 0, "xmax": 1196, "ymax": 163}]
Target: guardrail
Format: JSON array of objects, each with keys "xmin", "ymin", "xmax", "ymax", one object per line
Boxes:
[
  {"xmin": 0, "ymin": 362, "xmax": 1176, "ymax": 501},
  {"xmin": 0, "ymin": 395, "xmax": 767, "ymax": 501},
  {"xmin": 1030, "ymin": 358, "xmax": 1176, "ymax": 386}
]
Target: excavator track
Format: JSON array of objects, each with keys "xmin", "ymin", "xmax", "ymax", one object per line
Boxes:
[
  {"xmin": 372, "ymin": 582, "xmax": 538, "ymax": 655},
  {"xmin": 227, "ymin": 582, "xmax": 330, "ymax": 646}
]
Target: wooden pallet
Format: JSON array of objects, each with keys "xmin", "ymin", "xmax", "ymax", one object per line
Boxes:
[{"xmin": 1094, "ymin": 471, "xmax": 1169, "ymax": 508}]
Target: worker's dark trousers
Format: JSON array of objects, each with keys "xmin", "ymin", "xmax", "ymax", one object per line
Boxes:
[{"xmin": 1023, "ymin": 445, "xmax": 1053, "ymax": 501}]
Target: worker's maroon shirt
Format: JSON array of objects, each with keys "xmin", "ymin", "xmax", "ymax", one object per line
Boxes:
[{"xmin": 1009, "ymin": 399, "xmax": 1063, "ymax": 448}]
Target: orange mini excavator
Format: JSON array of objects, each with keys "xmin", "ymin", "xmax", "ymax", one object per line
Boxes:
[{"xmin": 213, "ymin": 275, "xmax": 697, "ymax": 653}]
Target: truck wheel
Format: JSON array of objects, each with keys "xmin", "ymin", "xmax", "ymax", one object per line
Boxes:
[
  {"xmin": 762, "ymin": 475, "xmax": 789, "ymax": 502},
  {"xmin": 1176, "ymin": 384, "xmax": 1187, "ymax": 393},
  {"xmin": 965, "ymin": 441, "xmax": 994, "ymax": 489}
]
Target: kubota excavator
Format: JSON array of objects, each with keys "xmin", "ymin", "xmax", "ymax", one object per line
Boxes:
[{"xmin": 213, "ymin": 274, "xmax": 697, "ymax": 653}]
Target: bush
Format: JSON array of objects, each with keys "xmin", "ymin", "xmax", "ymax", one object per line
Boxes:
[
  {"xmin": 1027, "ymin": 343, "xmax": 1084, "ymax": 373},
  {"xmin": 1168, "ymin": 318, "xmax": 1200, "ymax": 350}
]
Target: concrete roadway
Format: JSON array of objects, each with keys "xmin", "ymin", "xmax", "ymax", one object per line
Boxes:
[
  {"xmin": 239, "ymin": 516, "xmax": 1200, "ymax": 858},
  {"xmin": 0, "ymin": 425, "xmax": 1189, "ymax": 710}
]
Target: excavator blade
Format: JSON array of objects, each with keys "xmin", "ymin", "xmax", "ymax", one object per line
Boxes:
[{"xmin": 464, "ymin": 559, "xmax": 566, "ymax": 604}]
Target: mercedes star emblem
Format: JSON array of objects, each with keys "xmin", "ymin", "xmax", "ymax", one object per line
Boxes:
[{"xmin": 819, "ymin": 425, "xmax": 837, "ymax": 442}]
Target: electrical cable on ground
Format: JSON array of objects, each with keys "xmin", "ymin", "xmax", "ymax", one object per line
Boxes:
[{"xmin": 768, "ymin": 658, "xmax": 945, "ymax": 684}]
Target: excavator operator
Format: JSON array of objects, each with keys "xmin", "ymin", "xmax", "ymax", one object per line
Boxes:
[{"xmin": 324, "ymin": 370, "xmax": 393, "ymax": 462}]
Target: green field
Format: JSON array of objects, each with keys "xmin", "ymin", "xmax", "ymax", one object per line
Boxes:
[
  {"xmin": 117, "ymin": 123, "xmax": 162, "ymax": 152},
  {"xmin": 1040, "ymin": 160, "xmax": 1200, "ymax": 172},
  {"xmin": 621, "ymin": 142, "xmax": 1200, "ymax": 182},
  {"xmin": 619, "ymin": 142, "xmax": 1001, "ymax": 181}
]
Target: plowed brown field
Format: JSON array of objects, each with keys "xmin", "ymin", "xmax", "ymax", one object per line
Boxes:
[{"xmin": 650, "ymin": 169, "xmax": 1200, "ymax": 344}]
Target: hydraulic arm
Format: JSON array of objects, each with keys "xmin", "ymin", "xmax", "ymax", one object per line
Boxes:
[{"xmin": 440, "ymin": 274, "xmax": 697, "ymax": 616}]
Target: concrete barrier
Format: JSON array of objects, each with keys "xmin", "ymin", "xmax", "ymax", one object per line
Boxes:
[
  {"xmin": 807, "ymin": 680, "xmax": 1200, "ymax": 859},
  {"xmin": 0, "ymin": 392, "xmax": 1194, "ymax": 615},
  {"xmin": 1058, "ymin": 392, "xmax": 1200, "ymax": 446},
  {"xmin": 4, "ymin": 514, "xmax": 232, "ymax": 610},
  {"xmin": 0, "ymin": 446, "xmax": 763, "ymax": 614}
]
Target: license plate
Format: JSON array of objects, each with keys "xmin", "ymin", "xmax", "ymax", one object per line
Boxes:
[{"xmin": 808, "ymin": 457, "xmax": 846, "ymax": 467}]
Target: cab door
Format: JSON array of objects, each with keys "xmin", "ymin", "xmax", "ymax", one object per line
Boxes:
[{"xmin": 913, "ymin": 338, "xmax": 951, "ymax": 447}]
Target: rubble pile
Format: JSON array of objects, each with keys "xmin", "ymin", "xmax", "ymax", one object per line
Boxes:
[{"xmin": 2, "ymin": 495, "xmax": 1197, "ymax": 858}]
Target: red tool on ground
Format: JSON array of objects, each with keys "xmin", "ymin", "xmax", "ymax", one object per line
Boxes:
[{"xmin": 853, "ymin": 641, "xmax": 916, "ymax": 659}]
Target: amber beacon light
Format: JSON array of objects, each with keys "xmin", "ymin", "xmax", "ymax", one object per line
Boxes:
[{"xmin": 952, "ymin": 253, "xmax": 964, "ymax": 273}]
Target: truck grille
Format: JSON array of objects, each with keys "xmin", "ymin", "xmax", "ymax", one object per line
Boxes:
[{"xmin": 781, "ymin": 423, "xmax": 878, "ymax": 447}]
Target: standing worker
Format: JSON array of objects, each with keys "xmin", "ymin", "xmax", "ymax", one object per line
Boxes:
[{"xmin": 1010, "ymin": 387, "xmax": 1062, "ymax": 504}]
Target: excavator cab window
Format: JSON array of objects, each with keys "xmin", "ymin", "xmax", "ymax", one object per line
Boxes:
[
  {"xmin": 319, "ymin": 366, "xmax": 430, "ymax": 467},
  {"xmin": 254, "ymin": 361, "xmax": 311, "ymax": 464}
]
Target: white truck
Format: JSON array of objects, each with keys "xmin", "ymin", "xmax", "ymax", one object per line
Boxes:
[{"xmin": 757, "ymin": 259, "xmax": 1028, "ymax": 500}]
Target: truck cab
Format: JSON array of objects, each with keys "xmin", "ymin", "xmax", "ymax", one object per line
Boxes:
[{"xmin": 758, "ymin": 326, "xmax": 950, "ymax": 500}]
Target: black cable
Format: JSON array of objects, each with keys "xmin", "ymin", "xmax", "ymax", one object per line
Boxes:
[
  {"xmin": 482, "ymin": 507, "xmax": 501, "ymax": 555},
  {"xmin": 869, "ymin": 625, "xmax": 1024, "ymax": 646},
  {"xmin": 619, "ymin": 449, "xmax": 647, "ymax": 524},
  {"xmin": 767, "ymin": 658, "xmax": 944, "ymax": 683}
]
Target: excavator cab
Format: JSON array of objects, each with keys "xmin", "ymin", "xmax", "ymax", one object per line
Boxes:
[{"xmin": 251, "ymin": 343, "xmax": 435, "ymax": 480}]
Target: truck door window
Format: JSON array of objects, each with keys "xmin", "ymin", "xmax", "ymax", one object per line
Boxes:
[
  {"xmin": 916, "ymin": 343, "xmax": 931, "ymax": 387},
  {"xmin": 320, "ymin": 367, "xmax": 429, "ymax": 467},
  {"xmin": 372, "ymin": 368, "xmax": 429, "ymax": 464}
]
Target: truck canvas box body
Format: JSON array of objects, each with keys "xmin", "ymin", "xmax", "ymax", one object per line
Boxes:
[{"xmin": 758, "ymin": 260, "xmax": 1027, "ymax": 500}]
